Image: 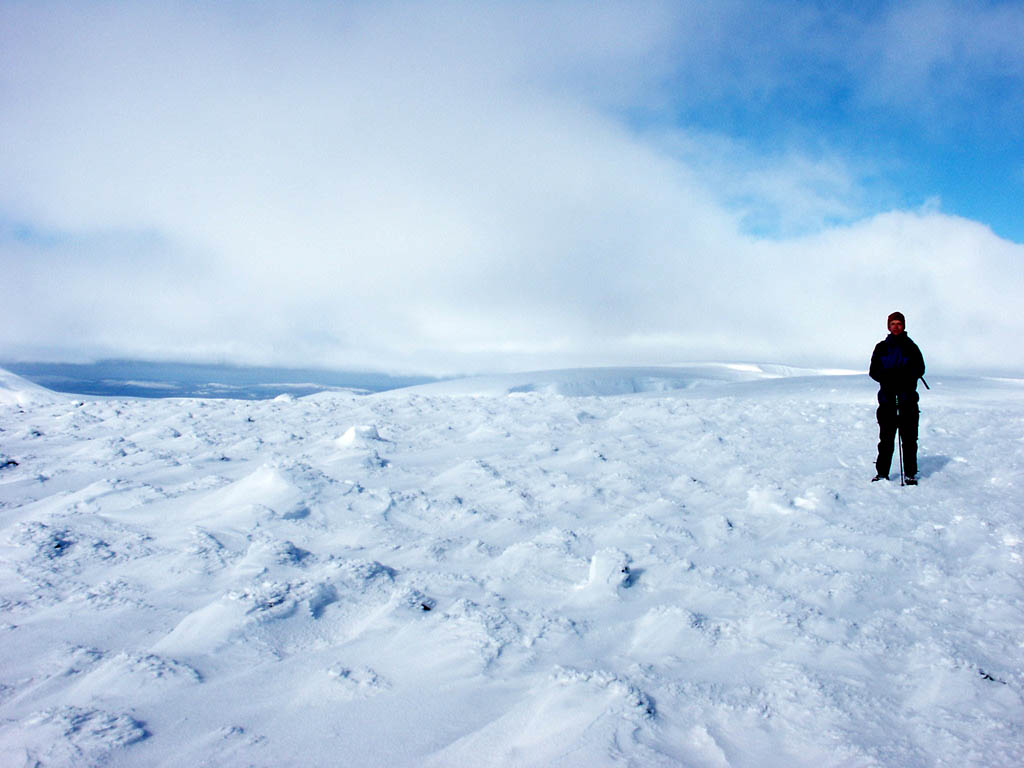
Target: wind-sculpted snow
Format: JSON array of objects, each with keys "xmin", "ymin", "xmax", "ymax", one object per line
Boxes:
[{"xmin": 1, "ymin": 367, "xmax": 1023, "ymax": 766}]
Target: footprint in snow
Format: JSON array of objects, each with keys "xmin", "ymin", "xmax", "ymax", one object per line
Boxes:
[
  {"xmin": 0, "ymin": 706, "xmax": 148, "ymax": 767},
  {"xmin": 327, "ymin": 664, "xmax": 391, "ymax": 698}
]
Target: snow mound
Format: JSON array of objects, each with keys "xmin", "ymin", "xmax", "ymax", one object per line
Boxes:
[
  {"xmin": 575, "ymin": 547, "xmax": 634, "ymax": 597},
  {"xmin": 336, "ymin": 424, "xmax": 384, "ymax": 447}
]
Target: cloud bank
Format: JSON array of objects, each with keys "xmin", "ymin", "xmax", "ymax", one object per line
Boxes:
[{"xmin": 1, "ymin": 1, "xmax": 1022, "ymax": 374}]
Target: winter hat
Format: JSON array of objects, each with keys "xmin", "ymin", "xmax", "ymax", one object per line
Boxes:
[{"xmin": 887, "ymin": 311, "xmax": 905, "ymax": 327}]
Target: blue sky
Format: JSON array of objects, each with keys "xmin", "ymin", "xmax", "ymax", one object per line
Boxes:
[
  {"xmin": 1, "ymin": 0, "xmax": 1022, "ymax": 374},
  {"xmin": 634, "ymin": 0, "xmax": 1024, "ymax": 241}
]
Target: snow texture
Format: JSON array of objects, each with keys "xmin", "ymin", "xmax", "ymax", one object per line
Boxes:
[{"xmin": 1, "ymin": 365, "xmax": 1023, "ymax": 766}]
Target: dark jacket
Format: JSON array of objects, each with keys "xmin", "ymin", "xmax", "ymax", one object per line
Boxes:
[{"xmin": 870, "ymin": 333, "xmax": 925, "ymax": 405}]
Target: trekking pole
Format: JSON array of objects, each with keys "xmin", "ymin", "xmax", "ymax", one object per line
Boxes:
[
  {"xmin": 920, "ymin": 377, "xmax": 930, "ymax": 390},
  {"xmin": 896, "ymin": 395, "xmax": 904, "ymax": 486}
]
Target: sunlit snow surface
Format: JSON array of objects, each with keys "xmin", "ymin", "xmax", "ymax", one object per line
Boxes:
[{"xmin": 1, "ymin": 365, "xmax": 1023, "ymax": 767}]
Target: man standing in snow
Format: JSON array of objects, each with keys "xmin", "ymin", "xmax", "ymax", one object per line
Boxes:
[{"xmin": 870, "ymin": 311, "xmax": 925, "ymax": 484}]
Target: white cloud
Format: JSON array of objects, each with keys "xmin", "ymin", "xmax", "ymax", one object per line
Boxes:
[
  {"xmin": 1, "ymin": 1, "xmax": 1022, "ymax": 375},
  {"xmin": 761, "ymin": 210, "xmax": 1024, "ymax": 372}
]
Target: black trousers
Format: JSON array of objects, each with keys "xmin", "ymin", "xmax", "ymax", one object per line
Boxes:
[{"xmin": 876, "ymin": 401, "xmax": 919, "ymax": 478}]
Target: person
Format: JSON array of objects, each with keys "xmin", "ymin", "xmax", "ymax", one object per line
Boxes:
[{"xmin": 869, "ymin": 311, "xmax": 925, "ymax": 484}]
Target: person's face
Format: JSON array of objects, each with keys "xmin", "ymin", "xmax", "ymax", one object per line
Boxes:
[{"xmin": 889, "ymin": 319, "xmax": 904, "ymax": 335}]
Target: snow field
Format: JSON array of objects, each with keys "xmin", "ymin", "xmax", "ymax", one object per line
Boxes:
[{"xmin": 1, "ymin": 369, "xmax": 1023, "ymax": 766}]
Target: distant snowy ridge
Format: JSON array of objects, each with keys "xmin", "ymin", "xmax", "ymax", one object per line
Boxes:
[
  {"xmin": 1, "ymin": 363, "xmax": 860, "ymax": 403},
  {"xmin": 0, "ymin": 367, "xmax": 67, "ymax": 406},
  {"xmin": 396, "ymin": 363, "xmax": 860, "ymax": 397}
]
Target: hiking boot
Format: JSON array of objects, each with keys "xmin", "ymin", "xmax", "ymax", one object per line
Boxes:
[
  {"xmin": 905, "ymin": 475, "xmax": 918, "ymax": 486},
  {"xmin": 871, "ymin": 474, "xmax": 888, "ymax": 482}
]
